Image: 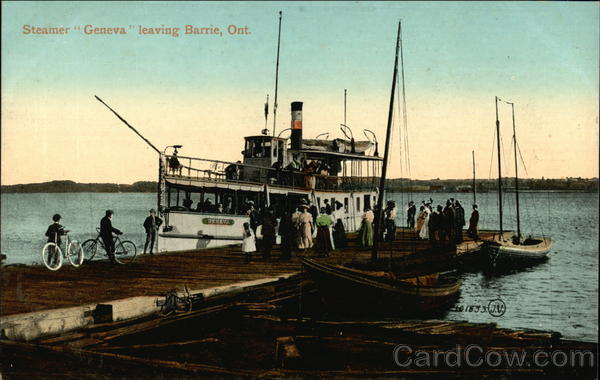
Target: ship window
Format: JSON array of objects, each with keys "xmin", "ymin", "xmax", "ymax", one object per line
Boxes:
[
  {"xmin": 344, "ymin": 197, "xmax": 348, "ymax": 213},
  {"xmin": 356, "ymin": 197, "xmax": 360, "ymax": 212},
  {"xmin": 250, "ymin": 140, "xmax": 272, "ymax": 158},
  {"xmin": 252, "ymin": 141, "xmax": 263, "ymax": 157},
  {"xmin": 278, "ymin": 140, "xmax": 284, "ymax": 162}
]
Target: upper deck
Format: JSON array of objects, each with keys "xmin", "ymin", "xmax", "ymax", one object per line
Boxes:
[{"xmin": 162, "ymin": 153, "xmax": 381, "ymax": 193}]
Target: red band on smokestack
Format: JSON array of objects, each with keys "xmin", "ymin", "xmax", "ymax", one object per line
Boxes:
[
  {"xmin": 291, "ymin": 101, "xmax": 303, "ymax": 150},
  {"xmin": 291, "ymin": 101, "xmax": 303, "ymax": 130}
]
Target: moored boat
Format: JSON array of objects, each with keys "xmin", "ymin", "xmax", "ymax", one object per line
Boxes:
[
  {"xmin": 302, "ymin": 258, "xmax": 461, "ymax": 316},
  {"xmin": 482, "ymin": 98, "xmax": 553, "ymax": 267},
  {"xmin": 486, "ymin": 231, "xmax": 552, "ymax": 266},
  {"xmin": 302, "ymin": 22, "xmax": 462, "ymax": 317}
]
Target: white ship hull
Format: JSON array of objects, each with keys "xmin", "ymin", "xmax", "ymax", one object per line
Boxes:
[{"xmin": 157, "ymin": 186, "xmax": 376, "ymax": 253}]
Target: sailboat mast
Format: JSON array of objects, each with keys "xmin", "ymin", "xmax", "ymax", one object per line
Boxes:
[
  {"xmin": 509, "ymin": 102, "xmax": 521, "ymax": 241},
  {"xmin": 495, "ymin": 96, "xmax": 503, "ymax": 235},
  {"xmin": 372, "ymin": 21, "xmax": 401, "ymax": 262},
  {"xmin": 272, "ymin": 11, "xmax": 283, "ymax": 137},
  {"xmin": 472, "ymin": 150, "xmax": 476, "ymax": 205}
]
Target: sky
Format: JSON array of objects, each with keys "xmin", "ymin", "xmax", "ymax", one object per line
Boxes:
[{"xmin": 1, "ymin": 1, "xmax": 598, "ymax": 185}]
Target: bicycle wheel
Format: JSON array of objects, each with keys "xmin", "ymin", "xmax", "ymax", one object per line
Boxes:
[
  {"xmin": 67, "ymin": 241, "xmax": 84, "ymax": 267},
  {"xmin": 41, "ymin": 242, "xmax": 63, "ymax": 271},
  {"xmin": 114, "ymin": 240, "xmax": 137, "ymax": 264},
  {"xmin": 82, "ymin": 239, "xmax": 98, "ymax": 262}
]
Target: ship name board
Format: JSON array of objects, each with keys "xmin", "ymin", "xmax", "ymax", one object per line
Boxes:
[{"xmin": 202, "ymin": 218, "xmax": 235, "ymax": 226}]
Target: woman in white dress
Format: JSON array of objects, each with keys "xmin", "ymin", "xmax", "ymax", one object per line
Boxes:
[
  {"xmin": 298, "ymin": 206, "xmax": 314, "ymax": 249},
  {"xmin": 242, "ymin": 222, "xmax": 256, "ymax": 263},
  {"xmin": 419, "ymin": 207, "xmax": 430, "ymax": 240}
]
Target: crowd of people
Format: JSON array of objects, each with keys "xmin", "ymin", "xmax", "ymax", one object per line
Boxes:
[
  {"xmin": 357, "ymin": 201, "xmax": 398, "ymax": 247},
  {"xmin": 45, "ymin": 196, "xmax": 480, "ymax": 266},
  {"xmin": 241, "ymin": 199, "xmax": 349, "ymax": 263},
  {"xmin": 409, "ymin": 198, "xmax": 479, "ymax": 246}
]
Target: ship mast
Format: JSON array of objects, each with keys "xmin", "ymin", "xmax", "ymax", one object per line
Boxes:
[
  {"xmin": 472, "ymin": 150, "xmax": 476, "ymax": 205},
  {"xmin": 272, "ymin": 11, "xmax": 283, "ymax": 137},
  {"xmin": 495, "ymin": 96, "xmax": 503, "ymax": 236},
  {"xmin": 507, "ymin": 101, "xmax": 521, "ymax": 242},
  {"xmin": 372, "ymin": 21, "xmax": 401, "ymax": 262}
]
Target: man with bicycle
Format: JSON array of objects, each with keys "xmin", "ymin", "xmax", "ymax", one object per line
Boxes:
[
  {"xmin": 45, "ymin": 213, "xmax": 68, "ymax": 265},
  {"xmin": 100, "ymin": 210, "xmax": 122, "ymax": 263}
]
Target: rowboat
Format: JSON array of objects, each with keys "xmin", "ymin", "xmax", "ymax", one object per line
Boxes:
[{"xmin": 302, "ymin": 258, "xmax": 461, "ymax": 316}]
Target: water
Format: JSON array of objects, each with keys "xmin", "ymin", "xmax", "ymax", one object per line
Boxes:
[
  {"xmin": 1, "ymin": 191, "xmax": 597, "ymax": 342},
  {"xmin": 390, "ymin": 191, "xmax": 598, "ymax": 343},
  {"xmin": 0, "ymin": 193, "xmax": 154, "ymax": 265}
]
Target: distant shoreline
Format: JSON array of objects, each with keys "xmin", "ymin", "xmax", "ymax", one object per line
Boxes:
[
  {"xmin": 1, "ymin": 178, "xmax": 597, "ymax": 194},
  {"xmin": 0, "ymin": 180, "xmax": 156, "ymax": 194}
]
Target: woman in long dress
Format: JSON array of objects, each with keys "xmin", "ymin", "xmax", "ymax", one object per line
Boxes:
[
  {"xmin": 419, "ymin": 207, "xmax": 430, "ymax": 240},
  {"xmin": 315, "ymin": 207, "xmax": 334, "ymax": 256},
  {"xmin": 327, "ymin": 208, "xmax": 336, "ymax": 250},
  {"xmin": 415, "ymin": 206, "xmax": 426, "ymax": 237},
  {"xmin": 241, "ymin": 222, "xmax": 256, "ymax": 263},
  {"xmin": 298, "ymin": 206, "xmax": 314, "ymax": 249},
  {"xmin": 359, "ymin": 206, "xmax": 374, "ymax": 247}
]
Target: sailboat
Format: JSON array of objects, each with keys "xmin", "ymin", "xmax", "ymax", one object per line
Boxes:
[
  {"xmin": 301, "ymin": 22, "xmax": 461, "ymax": 316},
  {"xmin": 484, "ymin": 97, "xmax": 552, "ymax": 266}
]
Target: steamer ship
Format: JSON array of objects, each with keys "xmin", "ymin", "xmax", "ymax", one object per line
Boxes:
[{"xmin": 156, "ymin": 101, "xmax": 383, "ymax": 252}]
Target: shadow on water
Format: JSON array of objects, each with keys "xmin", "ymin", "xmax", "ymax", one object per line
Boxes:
[
  {"xmin": 278, "ymin": 288, "xmax": 461, "ymax": 322},
  {"xmin": 481, "ymin": 257, "xmax": 550, "ymax": 279}
]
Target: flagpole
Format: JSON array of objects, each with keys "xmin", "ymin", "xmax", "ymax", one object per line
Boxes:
[{"xmin": 272, "ymin": 11, "xmax": 283, "ymax": 137}]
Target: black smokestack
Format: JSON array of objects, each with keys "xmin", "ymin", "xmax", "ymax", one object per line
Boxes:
[{"xmin": 290, "ymin": 101, "xmax": 303, "ymax": 150}]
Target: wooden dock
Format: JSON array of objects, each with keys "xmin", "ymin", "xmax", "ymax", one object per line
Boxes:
[
  {"xmin": 1, "ymin": 228, "xmax": 596, "ymax": 378},
  {"xmin": 0, "ymin": 228, "xmax": 488, "ymax": 318}
]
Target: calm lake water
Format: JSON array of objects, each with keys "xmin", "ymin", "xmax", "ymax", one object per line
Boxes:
[{"xmin": 1, "ymin": 191, "xmax": 597, "ymax": 342}]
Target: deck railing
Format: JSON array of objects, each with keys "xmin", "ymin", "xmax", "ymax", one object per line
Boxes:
[{"xmin": 163, "ymin": 154, "xmax": 378, "ymax": 191}]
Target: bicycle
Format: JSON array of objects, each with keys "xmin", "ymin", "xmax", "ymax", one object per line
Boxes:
[
  {"xmin": 156, "ymin": 287, "xmax": 195, "ymax": 316},
  {"xmin": 41, "ymin": 231, "xmax": 84, "ymax": 271},
  {"xmin": 81, "ymin": 228, "xmax": 137, "ymax": 264}
]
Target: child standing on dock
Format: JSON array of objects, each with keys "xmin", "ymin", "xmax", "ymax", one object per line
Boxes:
[{"xmin": 242, "ymin": 222, "xmax": 256, "ymax": 263}]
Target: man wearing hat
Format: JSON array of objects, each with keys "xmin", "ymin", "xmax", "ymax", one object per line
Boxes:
[
  {"xmin": 101, "ymin": 210, "xmax": 122, "ymax": 263},
  {"xmin": 467, "ymin": 204, "xmax": 479, "ymax": 239},
  {"xmin": 143, "ymin": 209, "xmax": 163, "ymax": 254},
  {"xmin": 406, "ymin": 201, "xmax": 416, "ymax": 229},
  {"xmin": 45, "ymin": 213, "xmax": 68, "ymax": 266}
]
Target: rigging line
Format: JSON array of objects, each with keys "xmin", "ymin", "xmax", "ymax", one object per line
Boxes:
[
  {"xmin": 488, "ymin": 125, "xmax": 497, "ymax": 181},
  {"xmin": 393, "ymin": 56, "xmax": 405, "ymax": 206},
  {"xmin": 516, "ymin": 141, "xmax": 530, "ymax": 177},
  {"xmin": 395, "ymin": 59, "xmax": 411, "ymax": 195},
  {"xmin": 398, "ymin": 25, "xmax": 412, "ymax": 180},
  {"xmin": 391, "ymin": 86, "xmax": 405, "ymax": 208}
]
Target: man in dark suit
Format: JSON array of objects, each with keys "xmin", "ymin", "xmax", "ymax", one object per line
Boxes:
[
  {"xmin": 143, "ymin": 209, "xmax": 163, "ymax": 254},
  {"xmin": 100, "ymin": 210, "xmax": 122, "ymax": 263},
  {"xmin": 467, "ymin": 204, "xmax": 480, "ymax": 239}
]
